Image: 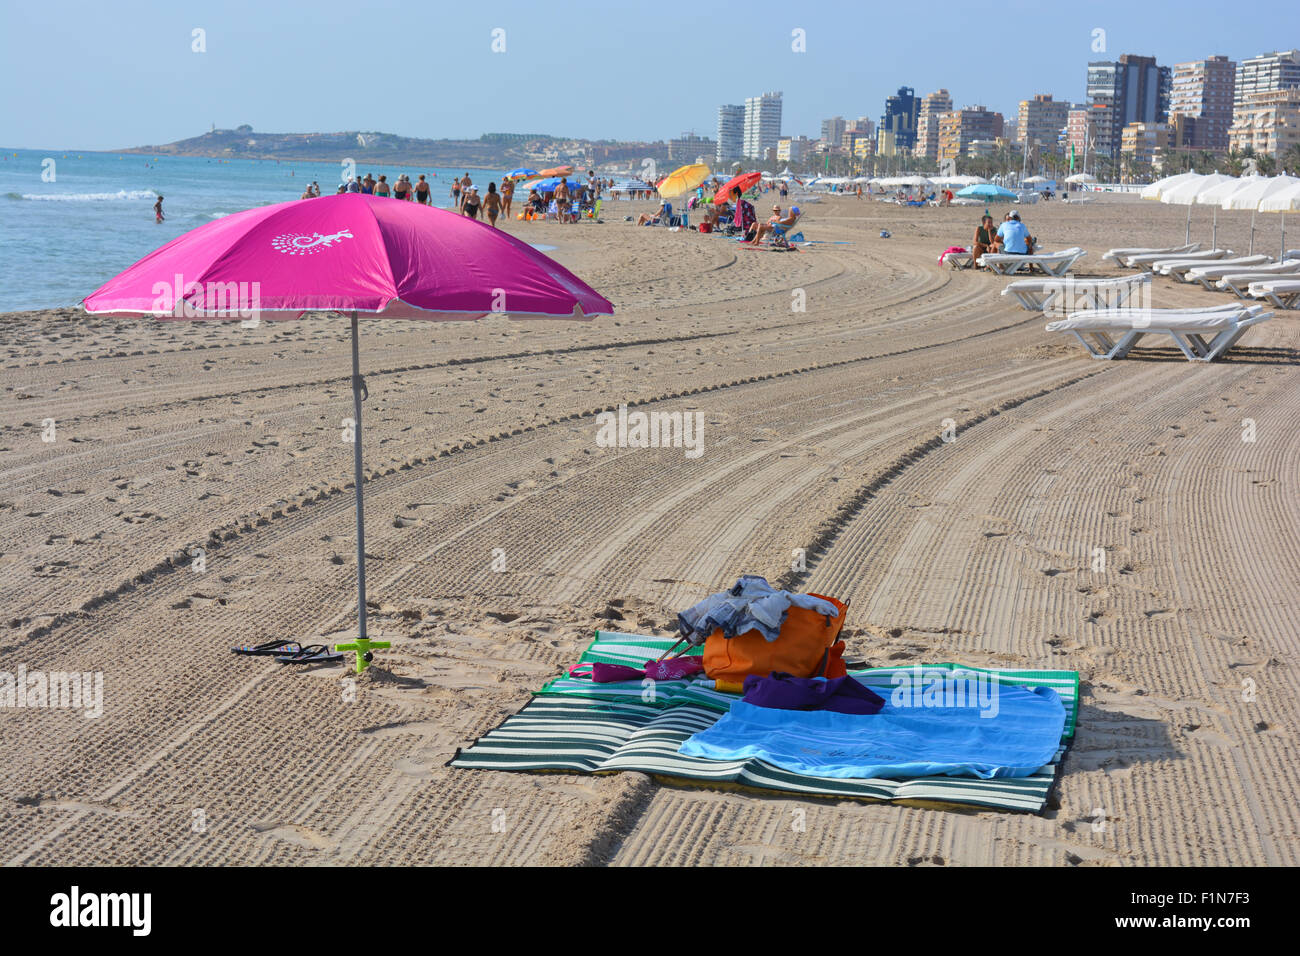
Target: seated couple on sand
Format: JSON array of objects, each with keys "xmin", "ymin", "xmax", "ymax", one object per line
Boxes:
[
  {"xmin": 967, "ymin": 211, "xmax": 1034, "ymax": 268},
  {"xmin": 750, "ymin": 203, "xmax": 800, "ymax": 244}
]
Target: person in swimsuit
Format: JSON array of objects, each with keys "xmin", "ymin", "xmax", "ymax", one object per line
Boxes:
[
  {"xmin": 462, "ymin": 185, "xmax": 480, "ymax": 219},
  {"xmin": 459, "ymin": 173, "xmax": 472, "ymax": 209},
  {"xmin": 483, "ymin": 182, "xmax": 501, "ymax": 227},
  {"xmin": 414, "ymin": 175, "xmax": 430, "ymax": 204},
  {"xmin": 970, "ymin": 215, "xmax": 998, "ymax": 268},
  {"xmin": 154, "ymin": 195, "xmax": 165, "ymax": 223},
  {"xmin": 374, "ymin": 175, "xmax": 391, "ymax": 197},
  {"xmin": 393, "ymin": 175, "xmax": 409, "ymax": 200},
  {"xmin": 361, "ymin": 174, "xmax": 375, "ymax": 195},
  {"xmin": 554, "ymin": 178, "xmax": 571, "ymax": 223},
  {"xmin": 301, "ymin": 184, "xmax": 316, "ymax": 200},
  {"xmin": 500, "ymin": 178, "xmax": 514, "ymax": 218}
]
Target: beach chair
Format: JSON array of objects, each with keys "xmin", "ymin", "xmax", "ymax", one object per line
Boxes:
[
  {"xmin": 768, "ymin": 211, "xmax": 803, "ymax": 248},
  {"xmin": 1160, "ymin": 254, "xmax": 1270, "ymax": 281},
  {"xmin": 1101, "ymin": 242, "xmax": 1199, "ymax": 264},
  {"xmin": 977, "ymin": 247, "xmax": 1087, "ymax": 277},
  {"xmin": 1001, "ymin": 273, "xmax": 1150, "ymax": 313},
  {"xmin": 941, "ymin": 251, "xmax": 973, "ymax": 270},
  {"xmin": 1199, "ymin": 260, "xmax": 1300, "ymax": 296},
  {"xmin": 1247, "ymin": 279, "xmax": 1300, "ymax": 310},
  {"xmin": 1045, "ymin": 305, "xmax": 1272, "ymax": 362},
  {"xmin": 1124, "ymin": 248, "xmax": 1230, "ymax": 270}
]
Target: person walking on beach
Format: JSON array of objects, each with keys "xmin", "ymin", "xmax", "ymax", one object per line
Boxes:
[
  {"xmin": 554, "ymin": 177, "xmax": 571, "ymax": 223},
  {"xmin": 459, "ymin": 173, "xmax": 472, "ymax": 209},
  {"xmin": 374, "ymin": 175, "xmax": 391, "ymax": 197},
  {"xmin": 414, "ymin": 174, "xmax": 431, "ymax": 204},
  {"xmin": 153, "ymin": 195, "xmax": 165, "ymax": 223},
  {"xmin": 483, "ymin": 182, "xmax": 501, "ymax": 227},
  {"xmin": 462, "ymin": 185, "xmax": 481, "ymax": 219},
  {"xmin": 451, "ymin": 178, "xmax": 461, "ymax": 208},
  {"xmin": 393, "ymin": 175, "xmax": 409, "ymax": 200},
  {"xmin": 500, "ymin": 177, "xmax": 514, "ymax": 219}
]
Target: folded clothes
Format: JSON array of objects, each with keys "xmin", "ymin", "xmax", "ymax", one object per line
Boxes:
[
  {"xmin": 569, "ymin": 657, "xmax": 705, "ymax": 684},
  {"xmin": 677, "ymin": 575, "xmax": 839, "ymax": 645},
  {"xmin": 743, "ymin": 672, "xmax": 885, "ymax": 715},
  {"xmin": 679, "ymin": 681, "xmax": 1067, "ymax": 779}
]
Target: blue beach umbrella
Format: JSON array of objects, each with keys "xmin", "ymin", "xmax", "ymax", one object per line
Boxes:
[
  {"xmin": 505, "ymin": 168, "xmax": 539, "ymax": 181},
  {"xmin": 956, "ymin": 182, "xmax": 1018, "ymax": 215}
]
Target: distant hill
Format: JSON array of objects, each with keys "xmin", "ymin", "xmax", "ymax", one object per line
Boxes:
[{"xmin": 119, "ymin": 127, "xmax": 672, "ymax": 171}]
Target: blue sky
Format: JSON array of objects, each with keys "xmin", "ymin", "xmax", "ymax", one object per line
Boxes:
[{"xmin": 2, "ymin": 0, "xmax": 1295, "ymax": 150}]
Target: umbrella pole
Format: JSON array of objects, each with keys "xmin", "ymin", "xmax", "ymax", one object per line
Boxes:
[
  {"xmin": 1250, "ymin": 210, "xmax": 1255, "ymax": 256},
  {"xmin": 336, "ymin": 311, "xmax": 390, "ymax": 673},
  {"xmin": 1185, "ymin": 203, "xmax": 1192, "ymax": 245},
  {"xmin": 1212, "ymin": 207, "xmax": 1217, "ymax": 249}
]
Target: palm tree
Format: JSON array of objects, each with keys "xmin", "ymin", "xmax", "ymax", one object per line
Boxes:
[
  {"xmin": 1281, "ymin": 144, "xmax": 1300, "ymax": 176},
  {"xmin": 1256, "ymin": 154, "xmax": 1276, "ymax": 176}
]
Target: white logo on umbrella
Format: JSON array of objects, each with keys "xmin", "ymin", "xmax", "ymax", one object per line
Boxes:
[{"xmin": 271, "ymin": 228, "xmax": 354, "ymax": 255}]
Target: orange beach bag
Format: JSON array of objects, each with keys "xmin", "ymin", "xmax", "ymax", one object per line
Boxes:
[{"xmin": 702, "ymin": 595, "xmax": 849, "ymax": 684}]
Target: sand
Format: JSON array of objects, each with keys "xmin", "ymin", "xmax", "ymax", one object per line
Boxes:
[{"xmin": 0, "ymin": 193, "xmax": 1296, "ymax": 866}]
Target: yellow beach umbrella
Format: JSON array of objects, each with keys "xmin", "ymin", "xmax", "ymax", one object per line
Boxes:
[{"xmin": 656, "ymin": 163, "xmax": 711, "ymax": 199}]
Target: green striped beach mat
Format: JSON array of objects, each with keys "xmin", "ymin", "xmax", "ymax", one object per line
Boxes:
[{"xmin": 451, "ymin": 631, "xmax": 1079, "ymax": 813}]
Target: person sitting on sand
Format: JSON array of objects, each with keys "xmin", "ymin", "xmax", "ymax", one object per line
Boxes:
[
  {"xmin": 730, "ymin": 187, "xmax": 757, "ymax": 240},
  {"xmin": 995, "ymin": 210, "xmax": 1031, "ymax": 254},
  {"xmin": 751, "ymin": 204, "xmax": 799, "ymax": 244},
  {"xmin": 527, "ymin": 187, "xmax": 543, "ymax": 217},
  {"xmin": 637, "ymin": 199, "xmax": 671, "ymax": 226},
  {"xmin": 970, "ymin": 214, "xmax": 998, "ymax": 267}
]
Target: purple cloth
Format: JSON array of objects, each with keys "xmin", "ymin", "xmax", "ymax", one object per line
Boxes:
[{"xmin": 742, "ymin": 672, "xmax": 885, "ymax": 715}]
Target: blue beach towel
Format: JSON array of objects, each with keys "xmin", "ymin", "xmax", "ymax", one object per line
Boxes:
[{"xmin": 678, "ymin": 679, "xmax": 1066, "ymax": 780}]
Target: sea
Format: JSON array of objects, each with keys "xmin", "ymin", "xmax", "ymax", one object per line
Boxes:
[{"xmin": 0, "ymin": 147, "xmax": 504, "ymax": 312}]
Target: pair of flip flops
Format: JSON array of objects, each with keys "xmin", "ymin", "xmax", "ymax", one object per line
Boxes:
[{"xmin": 230, "ymin": 640, "xmax": 343, "ymax": 664}]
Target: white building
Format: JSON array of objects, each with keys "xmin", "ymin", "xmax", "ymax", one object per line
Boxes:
[
  {"xmin": 743, "ymin": 92, "xmax": 783, "ymax": 160},
  {"xmin": 716, "ymin": 104, "xmax": 744, "ymax": 165}
]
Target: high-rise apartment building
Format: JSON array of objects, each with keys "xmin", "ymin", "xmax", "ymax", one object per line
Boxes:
[
  {"xmin": 880, "ymin": 87, "xmax": 921, "ymax": 152},
  {"xmin": 1087, "ymin": 54, "xmax": 1170, "ymax": 156},
  {"xmin": 937, "ymin": 106, "xmax": 1005, "ymax": 164},
  {"xmin": 915, "ymin": 89, "xmax": 952, "ymax": 161},
  {"xmin": 743, "ymin": 92, "xmax": 783, "ymax": 160},
  {"xmin": 716, "ymin": 104, "xmax": 743, "ymax": 165},
  {"xmin": 1234, "ymin": 50, "xmax": 1300, "ymax": 114},
  {"xmin": 1168, "ymin": 56, "xmax": 1236, "ymax": 151},
  {"xmin": 821, "ymin": 116, "xmax": 847, "ymax": 146},
  {"xmin": 1229, "ymin": 88, "xmax": 1300, "ymax": 158},
  {"xmin": 1017, "ymin": 94, "xmax": 1071, "ymax": 153}
]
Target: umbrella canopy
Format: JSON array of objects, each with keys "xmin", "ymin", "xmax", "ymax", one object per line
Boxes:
[
  {"xmin": 1161, "ymin": 173, "xmax": 1235, "ymax": 205},
  {"xmin": 1064, "ymin": 172, "xmax": 1096, "ymax": 184},
  {"xmin": 525, "ymin": 177, "xmax": 577, "ymax": 193},
  {"xmin": 1141, "ymin": 171, "xmax": 1201, "ymax": 200},
  {"xmin": 1219, "ymin": 175, "xmax": 1300, "ymax": 211},
  {"xmin": 85, "ymin": 194, "xmax": 611, "ymax": 319},
  {"xmin": 503, "ymin": 168, "xmax": 539, "ymax": 181},
  {"xmin": 656, "ymin": 163, "xmax": 711, "ymax": 198},
  {"xmin": 956, "ymin": 183, "xmax": 1018, "ymax": 202},
  {"xmin": 1194, "ymin": 176, "xmax": 1254, "ymax": 205},
  {"xmin": 1258, "ymin": 180, "xmax": 1300, "ymax": 212},
  {"xmin": 712, "ymin": 170, "xmax": 761, "ymax": 204},
  {"xmin": 84, "ymin": 194, "xmax": 613, "ymax": 672},
  {"xmin": 538, "ymin": 165, "xmax": 576, "ymax": 179},
  {"xmin": 1022, "ymin": 175, "xmax": 1050, "ymax": 184}
]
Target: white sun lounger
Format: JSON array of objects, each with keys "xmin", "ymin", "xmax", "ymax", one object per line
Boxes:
[
  {"xmin": 1247, "ymin": 279, "xmax": 1300, "ymax": 309},
  {"xmin": 1102, "ymin": 242, "xmax": 1199, "ymax": 264},
  {"xmin": 1162, "ymin": 254, "xmax": 1270, "ymax": 281},
  {"xmin": 1125, "ymin": 248, "xmax": 1230, "ymax": 270},
  {"xmin": 1213, "ymin": 261, "xmax": 1300, "ymax": 297},
  {"xmin": 977, "ymin": 247, "xmax": 1086, "ymax": 277},
  {"xmin": 1045, "ymin": 305, "xmax": 1272, "ymax": 362},
  {"xmin": 1001, "ymin": 273, "xmax": 1150, "ymax": 312},
  {"xmin": 941, "ymin": 250, "xmax": 973, "ymax": 270}
]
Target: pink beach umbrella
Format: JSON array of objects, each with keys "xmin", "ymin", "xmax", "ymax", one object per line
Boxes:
[{"xmin": 85, "ymin": 194, "xmax": 613, "ymax": 671}]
